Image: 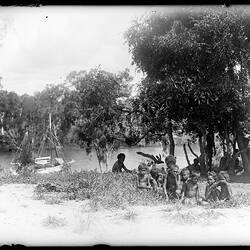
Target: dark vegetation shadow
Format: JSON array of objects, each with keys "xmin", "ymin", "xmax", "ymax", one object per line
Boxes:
[{"xmin": 230, "ymin": 174, "xmax": 250, "ymax": 184}]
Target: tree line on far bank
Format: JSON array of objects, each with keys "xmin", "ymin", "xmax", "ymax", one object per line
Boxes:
[{"xmin": 1, "ymin": 7, "xmax": 250, "ymax": 175}]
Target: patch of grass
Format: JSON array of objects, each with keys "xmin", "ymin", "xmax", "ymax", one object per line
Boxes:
[
  {"xmin": 74, "ymin": 215, "xmax": 92, "ymax": 234},
  {"xmin": 30, "ymin": 171, "xmax": 165, "ymax": 211},
  {"xmin": 207, "ymin": 192, "xmax": 250, "ymax": 209},
  {"xmin": 44, "ymin": 194, "xmax": 63, "ymax": 205},
  {"xmin": 3, "ymin": 168, "xmax": 250, "ymax": 212},
  {"xmin": 167, "ymin": 210, "xmax": 224, "ymax": 225},
  {"xmin": 43, "ymin": 215, "xmax": 66, "ymax": 228},
  {"xmin": 163, "ymin": 202, "xmax": 184, "ymax": 212},
  {"xmin": 123, "ymin": 210, "xmax": 138, "ymax": 222}
]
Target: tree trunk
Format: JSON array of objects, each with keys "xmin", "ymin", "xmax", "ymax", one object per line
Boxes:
[
  {"xmin": 183, "ymin": 144, "xmax": 190, "ymax": 166},
  {"xmin": 198, "ymin": 135, "xmax": 206, "ymax": 176},
  {"xmin": 236, "ymin": 129, "xmax": 250, "ymax": 174},
  {"xmin": 224, "ymin": 129, "xmax": 232, "ymax": 156},
  {"xmin": 167, "ymin": 121, "xmax": 175, "ymax": 156},
  {"xmin": 187, "ymin": 141, "xmax": 199, "ymax": 158},
  {"xmin": 206, "ymin": 127, "xmax": 215, "ymax": 171},
  {"xmin": 222, "ymin": 138, "xmax": 226, "ymax": 155}
]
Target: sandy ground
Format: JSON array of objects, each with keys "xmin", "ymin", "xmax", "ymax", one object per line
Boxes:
[{"xmin": 0, "ymin": 184, "xmax": 250, "ymax": 246}]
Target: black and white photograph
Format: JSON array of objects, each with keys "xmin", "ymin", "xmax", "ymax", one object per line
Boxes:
[{"xmin": 0, "ymin": 4, "xmax": 250, "ymax": 246}]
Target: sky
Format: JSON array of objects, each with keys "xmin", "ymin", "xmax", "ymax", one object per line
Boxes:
[{"xmin": 0, "ymin": 6, "xmax": 169, "ymax": 96}]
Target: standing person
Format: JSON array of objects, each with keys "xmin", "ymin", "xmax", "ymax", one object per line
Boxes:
[
  {"xmin": 187, "ymin": 158, "xmax": 201, "ymax": 174},
  {"xmin": 112, "ymin": 153, "xmax": 132, "ymax": 173},
  {"xmin": 164, "ymin": 155, "xmax": 177, "ymax": 171},
  {"xmin": 163, "ymin": 164, "xmax": 180, "ymax": 200}
]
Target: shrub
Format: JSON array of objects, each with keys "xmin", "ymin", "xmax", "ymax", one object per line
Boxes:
[
  {"xmin": 167, "ymin": 210, "xmax": 224, "ymax": 225},
  {"xmin": 31, "ymin": 171, "xmax": 165, "ymax": 210},
  {"xmin": 207, "ymin": 192, "xmax": 250, "ymax": 209},
  {"xmin": 42, "ymin": 216, "xmax": 66, "ymax": 228}
]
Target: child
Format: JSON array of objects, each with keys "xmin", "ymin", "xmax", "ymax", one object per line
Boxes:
[
  {"xmin": 180, "ymin": 171, "xmax": 200, "ymax": 205},
  {"xmin": 187, "ymin": 158, "xmax": 201, "ymax": 173},
  {"xmin": 164, "ymin": 155, "xmax": 177, "ymax": 170},
  {"xmin": 163, "ymin": 164, "xmax": 180, "ymax": 200},
  {"xmin": 213, "ymin": 171, "xmax": 232, "ymax": 201},
  {"xmin": 154, "ymin": 172, "xmax": 168, "ymax": 199},
  {"xmin": 150, "ymin": 163, "xmax": 166, "ymax": 181},
  {"xmin": 180, "ymin": 168, "xmax": 190, "ymax": 183},
  {"xmin": 204, "ymin": 171, "xmax": 220, "ymax": 202},
  {"xmin": 137, "ymin": 163, "xmax": 157, "ymax": 190},
  {"xmin": 112, "ymin": 153, "xmax": 132, "ymax": 173}
]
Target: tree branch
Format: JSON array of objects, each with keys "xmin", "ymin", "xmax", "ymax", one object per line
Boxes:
[
  {"xmin": 136, "ymin": 151, "xmax": 164, "ymax": 164},
  {"xmin": 187, "ymin": 140, "xmax": 199, "ymax": 158},
  {"xmin": 183, "ymin": 144, "xmax": 191, "ymax": 166}
]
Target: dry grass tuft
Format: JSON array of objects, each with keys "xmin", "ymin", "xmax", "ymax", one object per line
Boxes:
[{"xmin": 43, "ymin": 215, "xmax": 66, "ymax": 228}]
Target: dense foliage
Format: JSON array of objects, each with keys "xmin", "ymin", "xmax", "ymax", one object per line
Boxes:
[
  {"xmin": 125, "ymin": 8, "xmax": 250, "ymax": 173},
  {"xmin": 1, "ymin": 7, "xmax": 250, "ymax": 175}
]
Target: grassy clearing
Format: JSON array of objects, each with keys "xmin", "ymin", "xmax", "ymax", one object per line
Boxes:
[
  {"xmin": 1, "ymin": 168, "xmax": 250, "ymax": 212},
  {"xmin": 0, "ymin": 169, "xmax": 165, "ymax": 210},
  {"xmin": 123, "ymin": 210, "xmax": 138, "ymax": 222},
  {"xmin": 207, "ymin": 192, "xmax": 250, "ymax": 209},
  {"xmin": 167, "ymin": 209, "xmax": 224, "ymax": 226},
  {"xmin": 42, "ymin": 215, "xmax": 67, "ymax": 228}
]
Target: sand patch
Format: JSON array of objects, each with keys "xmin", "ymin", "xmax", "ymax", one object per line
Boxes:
[{"xmin": 0, "ymin": 184, "xmax": 250, "ymax": 245}]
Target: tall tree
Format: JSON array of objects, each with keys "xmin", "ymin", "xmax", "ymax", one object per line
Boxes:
[
  {"xmin": 62, "ymin": 67, "xmax": 133, "ymax": 172},
  {"xmin": 125, "ymin": 7, "xmax": 250, "ymax": 174}
]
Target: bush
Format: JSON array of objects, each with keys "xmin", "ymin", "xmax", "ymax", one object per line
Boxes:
[
  {"xmin": 30, "ymin": 171, "xmax": 165, "ymax": 210},
  {"xmin": 207, "ymin": 192, "xmax": 250, "ymax": 209},
  {"xmin": 43, "ymin": 215, "xmax": 66, "ymax": 228},
  {"xmin": 167, "ymin": 210, "xmax": 224, "ymax": 225}
]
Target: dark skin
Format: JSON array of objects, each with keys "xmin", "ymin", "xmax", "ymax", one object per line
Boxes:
[
  {"xmin": 112, "ymin": 155, "xmax": 132, "ymax": 173},
  {"xmin": 180, "ymin": 169, "xmax": 190, "ymax": 183},
  {"xmin": 163, "ymin": 166, "xmax": 180, "ymax": 199},
  {"xmin": 209, "ymin": 174, "xmax": 232, "ymax": 201},
  {"xmin": 155, "ymin": 172, "xmax": 168, "ymax": 200},
  {"xmin": 137, "ymin": 167, "xmax": 157, "ymax": 190},
  {"xmin": 180, "ymin": 175, "xmax": 200, "ymax": 204},
  {"xmin": 205, "ymin": 176, "xmax": 220, "ymax": 202}
]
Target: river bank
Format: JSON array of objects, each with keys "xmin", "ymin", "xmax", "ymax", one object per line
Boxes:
[{"xmin": 0, "ymin": 182, "xmax": 250, "ymax": 246}]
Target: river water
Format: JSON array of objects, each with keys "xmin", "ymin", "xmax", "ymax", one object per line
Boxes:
[
  {"xmin": 0, "ymin": 143, "xmax": 200, "ymax": 172},
  {"xmin": 63, "ymin": 143, "xmax": 200, "ymax": 172}
]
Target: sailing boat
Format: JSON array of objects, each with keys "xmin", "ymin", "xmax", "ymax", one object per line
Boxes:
[{"xmin": 10, "ymin": 113, "xmax": 73, "ymax": 175}]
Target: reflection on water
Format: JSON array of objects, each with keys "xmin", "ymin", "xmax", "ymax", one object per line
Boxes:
[
  {"xmin": 64, "ymin": 143, "xmax": 200, "ymax": 171},
  {"xmin": 1, "ymin": 144, "xmax": 200, "ymax": 172}
]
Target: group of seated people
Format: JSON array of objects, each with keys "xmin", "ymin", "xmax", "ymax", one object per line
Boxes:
[
  {"xmin": 136, "ymin": 155, "xmax": 232, "ymax": 204},
  {"xmin": 112, "ymin": 152, "xmax": 232, "ymax": 205}
]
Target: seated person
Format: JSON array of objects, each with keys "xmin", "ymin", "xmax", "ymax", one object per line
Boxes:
[
  {"xmin": 234, "ymin": 150, "xmax": 244, "ymax": 175},
  {"xmin": 180, "ymin": 168, "xmax": 190, "ymax": 183},
  {"xmin": 112, "ymin": 153, "xmax": 132, "ymax": 173},
  {"xmin": 180, "ymin": 171, "xmax": 201, "ymax": 205},
  {"xmin": 187, "ymin": 158, "xmax": 201, "ymax": 173},
  {"xmin": 137, "ymin": 163, "xmax": 157, "ymax": 190},
  {"xmin": 212, "ymin": 171, "xmax": 232, "ymax": 201},
  {"xmin": 163, "ymin": 164, "xmax": 180, "ymax": 200},
  {"xmin": 204, "ymin": 171, "xmax": 220, "ymax": 202}
]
